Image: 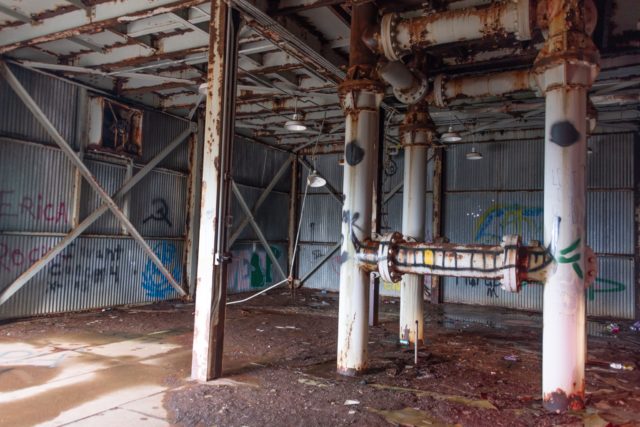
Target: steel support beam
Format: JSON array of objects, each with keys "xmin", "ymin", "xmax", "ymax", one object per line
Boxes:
[
  {"xmin": 191, "ymin": 0, "xmax": 240, "ymax": 381},
  {"xmin": 0, "ymin": 61, "xmax": 190, "ymax": 305},
  {"xmin": 185, "ymin": 113, "xmax": 205, "ymax": 297},
  {"xmin": 231, "ymin": 182, "xmax": 287, "ymax": 281},
  {"xmin": 288, "ymin": 155, "xmax": 300, "ymax": 277},
  {"xmin": 430, "ymin": 147, "xmax": 444, "ymax": 304},
  {"xmin": 228, "ymin": 158, "xmax": 291, "ymax": 246}
]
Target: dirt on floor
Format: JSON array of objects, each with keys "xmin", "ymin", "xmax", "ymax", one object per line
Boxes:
[{"xmin": 1, "ymin": 288, "xmax": 639, "ymax": 427}]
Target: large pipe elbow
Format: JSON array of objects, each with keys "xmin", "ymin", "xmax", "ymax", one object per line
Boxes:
[
  {"xmin": 378, "ymin": 61, "xmax": 428, "ymax": 105},
  {"xmin": 377, "ymin": 0, "xmax": 533, "ymax": 61}
]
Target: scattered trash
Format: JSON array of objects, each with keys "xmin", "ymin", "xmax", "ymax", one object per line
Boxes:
[
  {"xmin": 609, "ymin": 362, "xmax": 634, "ymax": 371},
  {"xmin": 275, "ymin": 325, "xmax": 299, "ymax": 330},
  {"xmin": 320, "ymin": 301, "xmax": 330, "ymax": 306},
  {"xmin": 606, "ymin": 323, "xmax": 620, "ymax": 334},
  {"xmin": 85, "ymin": 320, "xmax": 101, "ymax": 325},
  {"xmin": 101, "ymin": 307, "xmax": 112, "ymax": 312},
  {"xmin": 206, "ymin": 378, "xmax": 259, "ymax": 388},
  {"xmin": 298, "ymin": 378, "xmax": 328, "ymax": 388},
  {"xmin": 368, "ymin": 407, "xmax": 449, "ymax": 426},
  {"xmin": 256, "ymin": 328, "xmax": 264, "ymax": 332},
  {"xmin": 504, "ymin": 354, "xmax": 519, "ymax": 362},
  {"xmin": 630, "ymin": 321, "xmax": 640, "ymax": 331},
  {"xmin": 344, "ymin": 400, "xmax": 360, "ymax": 406},
  {"xmin": 370, "ymin": 384, "xmax": 497, "ymax": 410},
  {"xmin": 348, "ymin": 410, "xmax": 356, "ymax": 415},
  {"xmin": 320, "ymin": 290, "xmax": 327, "ymax": 294}
]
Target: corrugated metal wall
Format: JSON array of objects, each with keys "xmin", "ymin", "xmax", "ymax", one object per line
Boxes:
[
  {"xmin": 297, "ymin": 149, "xmax": 434, "ymax": 297},
  {"xmin": 442, "ymin": 134, "xmax": 636, "ymax": 319},
  {"xmin": 227, "ymin": 138, "xmax": 291, "ymax": 294},
  {"xmin": 0, "ymin": 67, "xmax": 193, "ymax": 320}
]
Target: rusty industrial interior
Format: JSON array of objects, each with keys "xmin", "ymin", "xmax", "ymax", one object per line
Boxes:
[{"xmin": 0, "ymin": 0, "xmax": 640, "ymax": 425}]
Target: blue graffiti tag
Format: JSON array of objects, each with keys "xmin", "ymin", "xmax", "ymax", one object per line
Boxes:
[
  {"xmin": 141, "ymin": 242, "xmax": 181, "ymax": 299},
  {"xmin": 474, "ymin": 203, "xmax": 543, "ymax": 243}
]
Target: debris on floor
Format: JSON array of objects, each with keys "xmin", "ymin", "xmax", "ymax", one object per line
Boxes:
[{"xmin": 1, "ymin": 289, "xmax": 639, "ymax": 426}]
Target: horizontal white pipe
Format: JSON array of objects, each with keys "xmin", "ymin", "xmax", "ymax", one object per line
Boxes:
[{"xmin": 379, "ymin": 0, "xmax": 530, "ymax": 60}]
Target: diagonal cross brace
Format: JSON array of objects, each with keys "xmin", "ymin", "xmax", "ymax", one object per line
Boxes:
[
  {"xmin": 0, "ymin": 61, "xmax": 190, "ymax": 302},
  {"xmin": 0, "ymin": 126, "xmax": 193, "ymax": 305},
  {"xmin": 231, "ymin": 181, "xmax": 287, "ymax": 281},
  {"xmin": 228, "ymin": 156, "xmax": 291, "ymax": 247}
]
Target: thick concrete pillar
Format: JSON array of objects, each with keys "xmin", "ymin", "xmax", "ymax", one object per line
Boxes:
[
  {"xmin": 399, "ymin": 105, "xmax": 434, "ymax": 345},
  {"xmin": 534, "ymin": 0, "xmax": 599, "ymax": 412},
  {"xmin": 191, "ymin": 0, "xmax": 239, "ymax": 382},
  {"xmin": 336, "ymin": 1, "xmax": 383, "ymax": 376}
]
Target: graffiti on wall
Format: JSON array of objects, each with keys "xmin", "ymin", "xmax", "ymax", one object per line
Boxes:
[
  {"xmin": 228, "ymin": 244, "xmax": 285, "ymax": 292},
  {"xmin": 469, "ymin": 202, "xmax": 627, "ymax": 301},
  {"xmin": 0, "ymin": 190, "xmax": 68, "ymax": 224},
  {"xmin": 143, "ymin": 198, "xmax": 172, "ymax": 228},
  {"xmin": 0, "ymin": 239, "xmax": 183, "ymax": 300},
  {"xmin": 474, "ymin": 203, "xmax": 542, "ymax": 244},
  {"xmin": 141, "ymin": 241, "xmax": 181, "ymax": 299}
]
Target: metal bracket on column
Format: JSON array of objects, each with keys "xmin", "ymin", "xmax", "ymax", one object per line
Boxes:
[
  {"xmin": 0, "ymin": 61, "xmax": 191, "ymax": 303},
  {"xmin": 231, "ymin": 181, "xmax": 287, "ymax": 281}
]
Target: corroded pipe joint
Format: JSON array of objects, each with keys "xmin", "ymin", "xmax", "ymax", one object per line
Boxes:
[
  {"xmin": 377, "ymin": 232, "xmax": 405, "ymax": 283},
  {"xmin": 399, "ymin": 104, "xmax": 436, "ymax": 147},
  {"xmin": 374, "ymin": 0, "xmax": 532, "ymax": 61},
  {"xmin": 533, "ymin": 0, "xmax": 600, "ymax": 92},
  {"xmin": 338, "ymin": 69, "xmax": 385, "ymax": 114}
]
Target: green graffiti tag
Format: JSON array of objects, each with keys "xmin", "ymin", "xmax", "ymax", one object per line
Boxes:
[
  {"xmin": 587, "ymin": 278, "xmax": 626, "ymax": 301},
  {"xmin": 557, "ymin": 238, "xmax": 583, "ymax": 279}
]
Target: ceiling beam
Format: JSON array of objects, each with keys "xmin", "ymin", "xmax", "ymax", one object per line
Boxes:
[{"xmin": 0, "ymin": 0, "xmax": 206, "ymax": 54}]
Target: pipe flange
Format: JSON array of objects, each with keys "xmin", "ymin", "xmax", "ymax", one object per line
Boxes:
[
  {"xmin": 584, "ymin": 246, "xmax": 598, "ymax": 288},
  {"xmin": 432, "ymin": 74, "xmax": 447, "ymax": 108},
  {"xmin": 380, "ymin": 13, "xmax": 404, "ymax": 61},
  {"xmin": 500, "ymin": 234, "xmax": 522, "ymax": 293},
  {"xmin": 393, "ymin": 73, "xmax": 428, "ymax": 105},
  {"xmin": 377, "ymin": 231, "xmax": 404, "ymax": 283}
]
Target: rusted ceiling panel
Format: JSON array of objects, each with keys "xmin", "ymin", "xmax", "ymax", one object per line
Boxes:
[{"xmin": 0, "ymin": 0, "xmax": 208, "ymax": 53}]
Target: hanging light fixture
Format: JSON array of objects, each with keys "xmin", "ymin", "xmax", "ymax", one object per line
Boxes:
[
  {"xmin": 441, "ymin": 125, "xmax": 462, "ymax": 143},
  {"xmin": 306, "ymin": 112, "xmax": 326, "ymax": 188},
  {"xmin": 284, "ymin": 97, "xmax": 307, "ymax": 132},
  {"xmin": 466, "ymin": 146, "xmax": 483, "ymax": 160},
  {"xmin": 307, "ymin": 170, "xmax": 327, "ymax": 188},
  {"xmin": 465, "ymin": 124, "xmax": 482, "ymax": 160}
]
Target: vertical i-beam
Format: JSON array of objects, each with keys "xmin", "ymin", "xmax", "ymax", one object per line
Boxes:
[
  {"xmin": 399, "ymin": 104, "xmax": 434, "ymax": 345},
  {"xmin": 191, "ymin": 0, "xmax": 240, "ymax": 381},
  {"xmin": 336, "ymin": 1, "xmax": 384, "ymax": 375},
  {"xmin": 534, "ymin": 0, "xmax": 599, "ymax": 412}
]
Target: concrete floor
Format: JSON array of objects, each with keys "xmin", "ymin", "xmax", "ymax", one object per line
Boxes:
[{"xmin": 1, "ymin": 290, "xmax": 639, "ymax": 426}]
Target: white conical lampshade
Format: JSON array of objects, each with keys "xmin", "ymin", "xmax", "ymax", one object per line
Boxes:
[
  {"xmin": 466, "ymin": 146, "xmax": 483, "ymax": 160},
  {"xmin": 307, "ymin": 170, "xmax": 326, "ymax": 188},
  {"xmin": 441, "ymin": 125, "xmax": 462, "ymax": 143}
]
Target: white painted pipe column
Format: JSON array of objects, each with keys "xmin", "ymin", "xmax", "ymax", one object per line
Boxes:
[
  {"xmin": 397, "ymin": 106, "xmax": 432, "ymax": 346},
  {"xmin": 336, "ymin": 89, "xmax": 382, "ymax": 375},
  {"xmin": 541, "ymin": 85, "xmax": 590, "ymax": 411},
  {"xmin": 535, "ymin": 0, "xmax": 600, "ymax": 412},
  {"xmin": 399, "ymin": 146, "xmax": 427, "ymax": 345}
]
